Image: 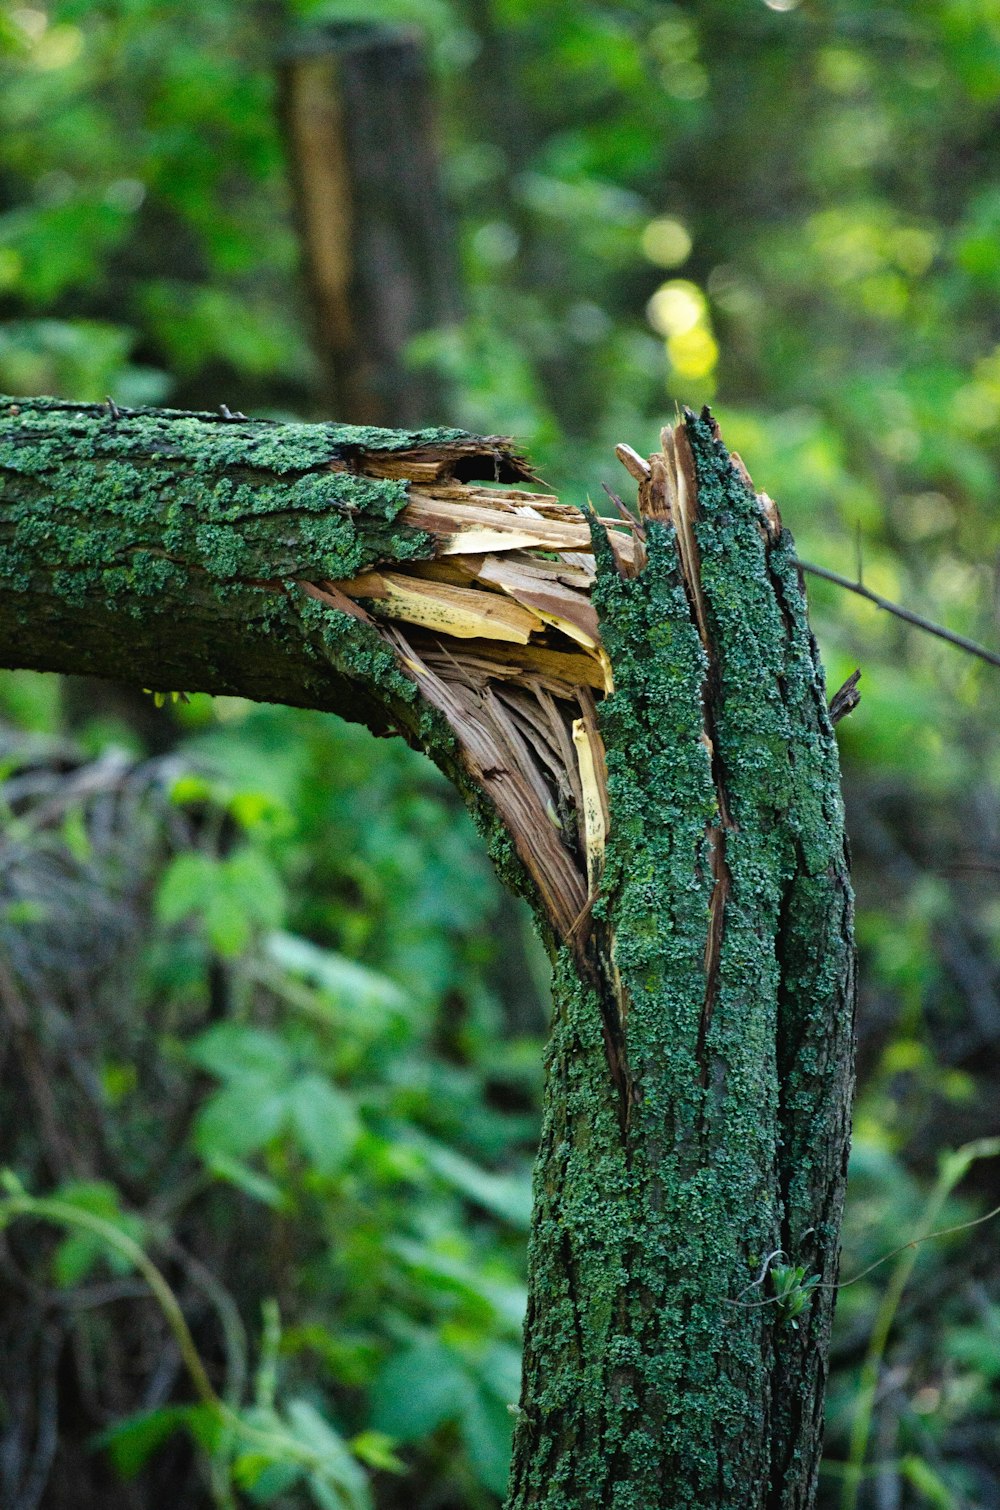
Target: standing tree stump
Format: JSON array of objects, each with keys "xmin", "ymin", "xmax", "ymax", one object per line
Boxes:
[
  {"xmin": 0, "ymin": 395, "xmax": 855, "ymax": 1508},
  {"xmin": 278, "ymin": 26, "xmax": 462, "ymax": 426}
]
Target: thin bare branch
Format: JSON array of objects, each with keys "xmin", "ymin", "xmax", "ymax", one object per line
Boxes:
[{"xmin": 797, "ymin": 559, "xmax": 1000, "ymax": 671}]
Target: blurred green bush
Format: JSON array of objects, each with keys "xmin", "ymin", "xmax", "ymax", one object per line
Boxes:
[{"xmin": 2, "ymin": 1, "xmax": 1000, "ymax": 1505}]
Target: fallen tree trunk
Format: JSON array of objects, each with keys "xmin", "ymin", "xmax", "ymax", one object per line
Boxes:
[{"xmin": 0, "ymin": 394, "xmax": 855, "ymax": 1508}]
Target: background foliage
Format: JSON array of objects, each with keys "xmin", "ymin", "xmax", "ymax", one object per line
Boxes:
[{"xmin": 1, "ymin": 1, "xmax": 1000, "ymax": 1506}]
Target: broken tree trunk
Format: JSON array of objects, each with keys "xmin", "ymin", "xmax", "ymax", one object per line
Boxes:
[{"xmin": 0, "ymin": 395, "xmax": 855, "ymax": 1509}]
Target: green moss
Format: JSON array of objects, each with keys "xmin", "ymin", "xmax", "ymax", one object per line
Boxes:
[
  {"xmin": 0, "ymin": 400, "xmax": 453, "ymax": 614},
  {"xmin": 508, "ymin": 414, "xmax": 854, "ymax": 1510}
]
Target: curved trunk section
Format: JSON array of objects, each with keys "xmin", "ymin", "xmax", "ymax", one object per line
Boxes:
[{"xmin": 0, "ymin": 395, "xmax": 855, "ymax": 1508}]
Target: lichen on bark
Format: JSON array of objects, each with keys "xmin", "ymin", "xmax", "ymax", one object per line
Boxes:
[
  {"xmin": 0, "ymin": 398, "xmax": 448, "ymax": 601},
  {"xmin": 506, "ymin": 411, "xmax": 854, "ymax": 1509}
]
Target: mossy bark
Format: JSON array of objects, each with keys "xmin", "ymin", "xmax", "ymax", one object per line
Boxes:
[
  {"xmin": 506, "ymin": 412, "xmax": 855, "ymax": 1509},
  {"xmin": 0, "ymin": 396, "xmax": 855, "ymax": 1509},
  {"xmin": 0, "ymin": 396, "xmax": 476, "ymax": 722}
]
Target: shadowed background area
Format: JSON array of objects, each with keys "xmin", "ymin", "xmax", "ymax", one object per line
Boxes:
[{"xmin": 0, "ymin": 2, "xmax": 999, "ymax": 1506}]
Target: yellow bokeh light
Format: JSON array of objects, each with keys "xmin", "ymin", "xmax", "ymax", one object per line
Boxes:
[
  {"xmin": 952, "ymin": 382, "xmax": 1000, "ymax": 433},
  {"xmin": 640, "ymin": 217, "xmax": 692, "ymax": 269},
  {"xmin": 890, "ymin": 226, "xmax": 936, "ymax": 277},
  {"xmin": 667, "ymin": 326, "xmax": 718, "ymax": 380},
  {"xmin": 646, "ymin": 279, "xmax": 705, "ymax": 337},
  {"xmin": 34, "ymin": 24, "xmax": 83, "ymax": 70},
  {"xmin": 11, "ymin": 7, "xmax": 47, "ymax": 43},
  {"xmin": 0, "ymin": 249, "xmax": 23, "ymax": 291}
]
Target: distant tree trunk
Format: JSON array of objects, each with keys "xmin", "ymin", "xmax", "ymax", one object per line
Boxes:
[
  {"xmin": 0, "ymin": 395, "xmax": 855, "ymax": 1508},
  {"xmin": 278, "ymin": 25, "xmax": 462, "ymax": 426}
]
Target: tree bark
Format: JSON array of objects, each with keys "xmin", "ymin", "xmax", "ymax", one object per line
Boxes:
[
  {"xmin": 0, "ymin": 394, "xmax": 855, "ymax": 1508},
  {"xmin": 278, "ymin": 25, "xmax": 462, "ymax": 426}
]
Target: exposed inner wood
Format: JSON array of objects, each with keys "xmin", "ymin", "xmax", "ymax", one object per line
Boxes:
[
  {"xmin": 307, "ymin": 439, "xmax": 661, "ymax": 947},
  {"xmin": 281, "ymin": 54, "xmax": 356, "ymax": 358}
]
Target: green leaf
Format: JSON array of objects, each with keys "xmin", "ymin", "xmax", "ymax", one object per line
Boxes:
[
  {"xmin": 369, "ymin": 1338, "xmax": 471, "ymax": 1441},
  {"xmin": 53, "ymin": 1231, "xmax": 109, "ymax": 1288},
  {"xmin": 203, "ymin": 886, "xmax": 253, "ymax": 957},
  {"xmin": 98, "ymin": 1406, "xmax": 190, "ymax": 1479},
  {"xmin": 228, "ymin": 788, "xmax": 291, "ymax": 834},
  {"xmin": 899, "ymin": 1454, "xmax": 960, "ymax": 1509},
  {"xmin": 61, "ymin": 805, "xmax": 91, "ymax": 863},
  {"xmin": 419, "ymin": 1140, "xmax": 532, "ymax": 1229},
  {"xmin": 182, "ymin": 1402, "xmax": 225, "ymax": 1452},
  {"xmin": 232, "ymin": 1451, "xmax": 301, "ymax": 1499},
  {"xmin": 283, "ymin": 1399, "xmax": 371, "ymax": 1510},
  {"xmin": 474, "ymin": 1342, "xmax": 523, "ymax": 1406},
  {"xmin": 204, "ymin": 1151, "xmax": 286, "ymax": 1209},
  {"xmin": 49, "ymin": 1181, "xmax": 145, "ymax": 1288},
  {"xmin": 460, "ymin": 1387, "xmax": 514, "ymax": 1497},
  {"xmin": 349, "ymin": 1430, "xmax": 404, "ymax": 1473},
  {"xmin": 266, "ymin": 932, "xmax": 407, "ymax": 1016},
  {"xmin": 284, "ymin": 1397, "xmax": 355, "ymax": 1458},
  {"xmin": 168, "ymin": 772, "xmax": 214, "ymax": 806},
  {"xmin": 308, "ymin": 1478, "xmax": 365, "ymax": 1510},
  {"xmin": 288, "ymin": 1075, "xmax": 360, "ymax": 1177},
  {"xmin": 50, "ymin": 1179, "xmax": 122, "ymax": 1217},
  {"xmin": 188, "ymin": 1022, "xmax": 293, "ymax": 1084},
  {"xmin": 192, "ymin": 1079, "xmax": 289, "ymax": 1161},
  {"xmin": 156, "ymin": 849, "xmax": 286, "ymax": 957},
  {"xmin": 228, "ymin": 1403, "xmax": 340, "ymax": 1501},
  {"xmin": 224, "ymin": 848, "xmax": 285, "ymax": 931},
  {"xmin": 96, "ymin": 1403, "xmax": 218, "ymax": 1479},
  {"xmin": 946, "ymin": 1315, "xmax": 1000, "ymax": 1379},
  {"xmin": 2, "ymin": 898, "xmax": 45, "ymax": 925},
  {"xmin": 389, "ymin": 1239, "xmax": 527, "ymax": 1332},
  {"xmin": 156, "ymin": 851, "xmax": 217, "ymax": 926}
]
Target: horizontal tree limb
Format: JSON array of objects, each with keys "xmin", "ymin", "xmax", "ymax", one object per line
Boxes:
[{"xmin": 0, "ymin": 395, "xmax": 630, "ymax": 942}]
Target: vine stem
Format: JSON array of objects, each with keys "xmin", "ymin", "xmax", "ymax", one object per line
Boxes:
[
  {"xmin": 0, "ymin": 1186, "xmax": 361, "ymax": 1487},
  {"xmin": 0, "ymin": 1192, "xmax": 219, "ymax": 1406},
  {"xmin": 727, "ymin": 1187, "xmax": 1000, "ymax": 1312}
]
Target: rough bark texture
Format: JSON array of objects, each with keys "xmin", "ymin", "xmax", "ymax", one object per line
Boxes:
[
  {"xmin": 0, "ymin": 395, "xmax": 855, "ymax": 1508},
  {"xmin": 0, "ymin": 396, "xmax": 486, "ymax": 725},
  {"xmin": 506, "ymin": 414, "xmax": 855, "ymax": 1509}
]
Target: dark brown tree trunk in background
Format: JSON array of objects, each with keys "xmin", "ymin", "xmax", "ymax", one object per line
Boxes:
[{"xmin": 278, "ymin": 25, "xmax": 462, "ymax": 427}]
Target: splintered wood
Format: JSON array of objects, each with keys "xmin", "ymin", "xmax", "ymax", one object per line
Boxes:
[{"xmin": 310, "ymin": 438, "xmax": 650, "ymax": 944}]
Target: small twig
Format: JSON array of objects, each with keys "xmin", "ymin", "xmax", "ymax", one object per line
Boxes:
[
  {"xmin": 729, "ymin": 1139, "xmax": 1000, "ymax": 1315},
  {"xmin": 733, "ymin": 1248, "xmax": 787, "ymax": 1303},
  {"xmin": 797, "ymin": 559, "xmax": 1000, "ymax": 671},
  {"xmin": 732, "ymin": 1193, "xmax": 1000, "ymax": 1308},
  {"xmin": 614, "ymin": 442, "xmax": 650, "ymax": 482},
  {"xmin": 830, "ymin": 1197, "xmax": 1000, "ymax": 1292}
]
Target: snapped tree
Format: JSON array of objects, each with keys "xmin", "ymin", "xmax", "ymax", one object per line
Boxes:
[{"xmin": 0, "ymin": 395, "xmax": 855, "ymax": 1509}]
